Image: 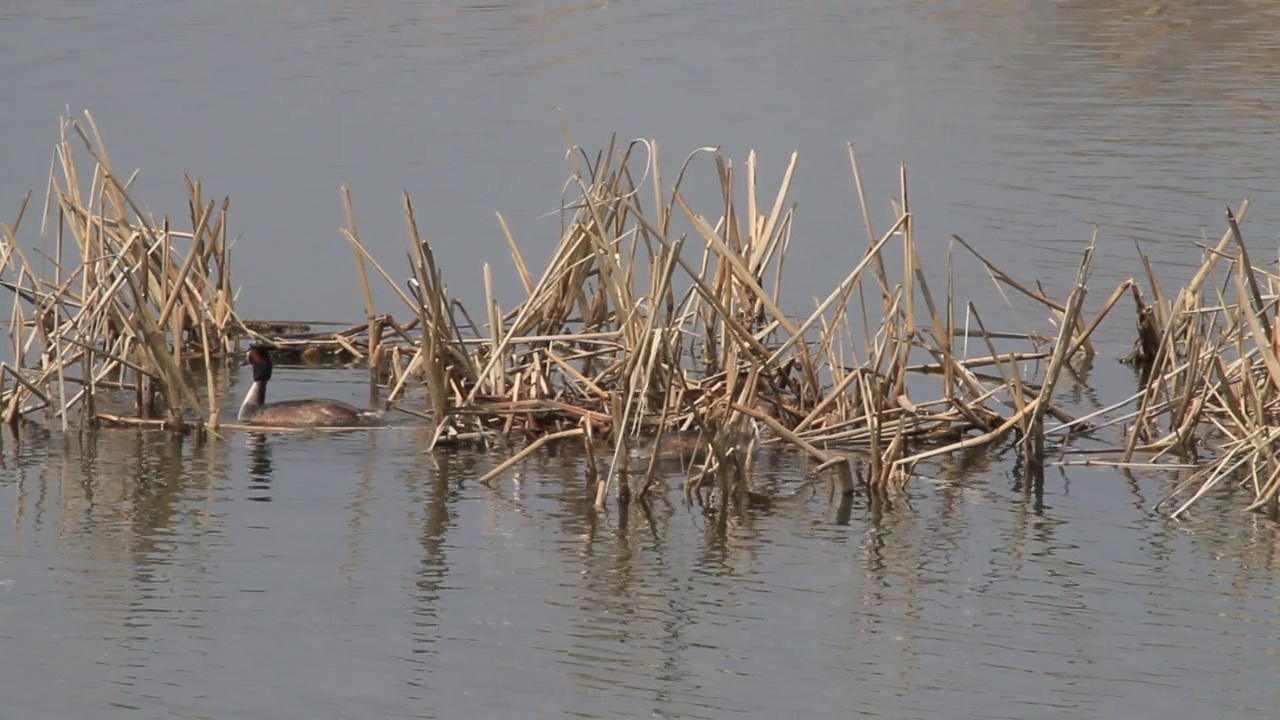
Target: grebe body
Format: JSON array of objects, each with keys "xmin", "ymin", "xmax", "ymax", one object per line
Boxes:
[{"xmin": 238, "ymin": 345, "xmax": 381, "ymax": 428}]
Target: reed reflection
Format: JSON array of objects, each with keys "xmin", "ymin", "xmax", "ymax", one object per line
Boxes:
[
  {"xmin": 246, "ymin": 433, "xmax": 275, "ymax": 502},
  {"xmin": 408, "ymin": 446, "xmax": 475, "ymax": 663},
  {"xmin": 15, "ymin": 431, "xmax": 227, "ymax": 642}
]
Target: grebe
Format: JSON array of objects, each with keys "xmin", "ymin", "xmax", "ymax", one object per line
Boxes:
[{"xmin": 237, "ymin": 345, "xmax": 381, "ymax": 427}]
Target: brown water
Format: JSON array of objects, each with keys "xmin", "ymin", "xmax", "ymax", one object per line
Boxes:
[{"xmin": 3, "ymin": 1, "xmax": 1280, "ymax": 718}]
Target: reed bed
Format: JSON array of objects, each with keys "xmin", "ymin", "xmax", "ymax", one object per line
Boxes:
[
  {"xmin": 351, "ymin": 132, "xmax": 1122, "ymax": 511},
  {"xmin": 1053, "ymin": 201, "xmax": 1280, "ymax": 520},
  {"xmin": 5, "ymin": 113, "xmax": 1280, "ymax": 519},
  {"xmin": 0, "ymin": 113, "xmax": 249, "ymax": 431},
  {"xmin": 0, "ymin": 113, "xmax": 409, "ymax": 434}
]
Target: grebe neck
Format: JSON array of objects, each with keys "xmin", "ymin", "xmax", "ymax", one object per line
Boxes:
[{"xmin": 238, "ymin": 379, "xmax": 267, "ymax": 421}]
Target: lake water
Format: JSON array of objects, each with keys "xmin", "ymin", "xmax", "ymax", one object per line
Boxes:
[{"xmin": 3, "ymin": 1, "xmax": 1280, "ymax": 718}]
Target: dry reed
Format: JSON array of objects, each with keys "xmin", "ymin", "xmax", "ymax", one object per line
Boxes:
[
  {"xmin": 0, "ymin": 112, "xmax": 247, "ymax": 431},
  {"xmin": 343, "ymin": 131, "xmax": 1117, "ymax": 511},
  {"xmin": 7, "ymin": 113, "xmax": 1280, "ymax": 518}
]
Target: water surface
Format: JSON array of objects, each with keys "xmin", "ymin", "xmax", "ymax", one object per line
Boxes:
[
  {"xmin": 3, "ymin": 2, "xmax": 1280, "ymax": 718},
  {"xmin": 2, "ymin": 409, "xmax": 1278, "ymax": 718},
  {"xmin": 4, "ymin": 1, "xmax": 1280, "ymax": 328}
]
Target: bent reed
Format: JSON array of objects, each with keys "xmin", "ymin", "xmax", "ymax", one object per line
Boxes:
[{"xmin": 0, "ymin": 112, "xmax": 1275, "ymax": 518}]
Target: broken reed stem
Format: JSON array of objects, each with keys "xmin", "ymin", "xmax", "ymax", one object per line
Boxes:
[
  {"xmin": 200, "ymin": 315, "xmax": 219, "ymax": 430},
  {"xmin": 478, "ymin": 427, "xmax": 585, "ymax": 486},
  {"xmin": 344, "ymin": 186, "xmax": 381, "ymax": 380},
  {"xmin": 1022, "ymin": 239, "xmax": 1095, "ymax": 473}
]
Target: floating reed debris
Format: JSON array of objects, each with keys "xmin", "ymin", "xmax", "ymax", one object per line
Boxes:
[{"xmin": 8, "ymin": 113, "xmax": 1280, "ymax": 518}]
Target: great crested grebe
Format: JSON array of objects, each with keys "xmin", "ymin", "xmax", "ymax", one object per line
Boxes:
[{"xmin": 237, "ymin": 345, "xmax": 382, "ymax": 427}]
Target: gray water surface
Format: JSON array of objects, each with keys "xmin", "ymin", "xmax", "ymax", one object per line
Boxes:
[
  {"xmin": 2, "ymin": 408, "xmax": 1278, "ymax": 719},
  {"xmin": 3, "ymin": 2, "xmax": 1280, "ymax": 718},
  {"xmin": 4, "ymin": 1, "xmax": 1280, "ymax": 323}
]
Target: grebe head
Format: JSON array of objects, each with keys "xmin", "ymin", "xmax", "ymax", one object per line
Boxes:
[{"xmin": 247, "ymin": 344, "xmax": 275, "ymax": 384}]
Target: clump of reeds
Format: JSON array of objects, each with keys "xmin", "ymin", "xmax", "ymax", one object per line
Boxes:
[
  {"xmin": 0, "ymin": 114, "xmax": 418, "ymax": 434},
  {"xmin": 0, "ymin": 112, "xmax": 247, "ymax": 431},
  {"xmin": 1054, "ymin": 201, "xmax": 1280, "ymax": 519},
  {"xmin": 386, "ymin": 136, "xmax": 1280, "ymax": 520},
  {"xmin": 343, "ymin": 132, "xmax": 1129, "ymax": 513}
]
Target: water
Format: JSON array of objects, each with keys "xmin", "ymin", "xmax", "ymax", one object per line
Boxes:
[
  {"xmin": 5, "ymin": 1, "xmax": 1280, "ymax": 325},
  {"xmin": 3, "ymin": 1, "xmax": 1280, "ymax": 718},
  {"xmin": 3, "ymin": 419, "xmax": 1278, "ymax": 718}
]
